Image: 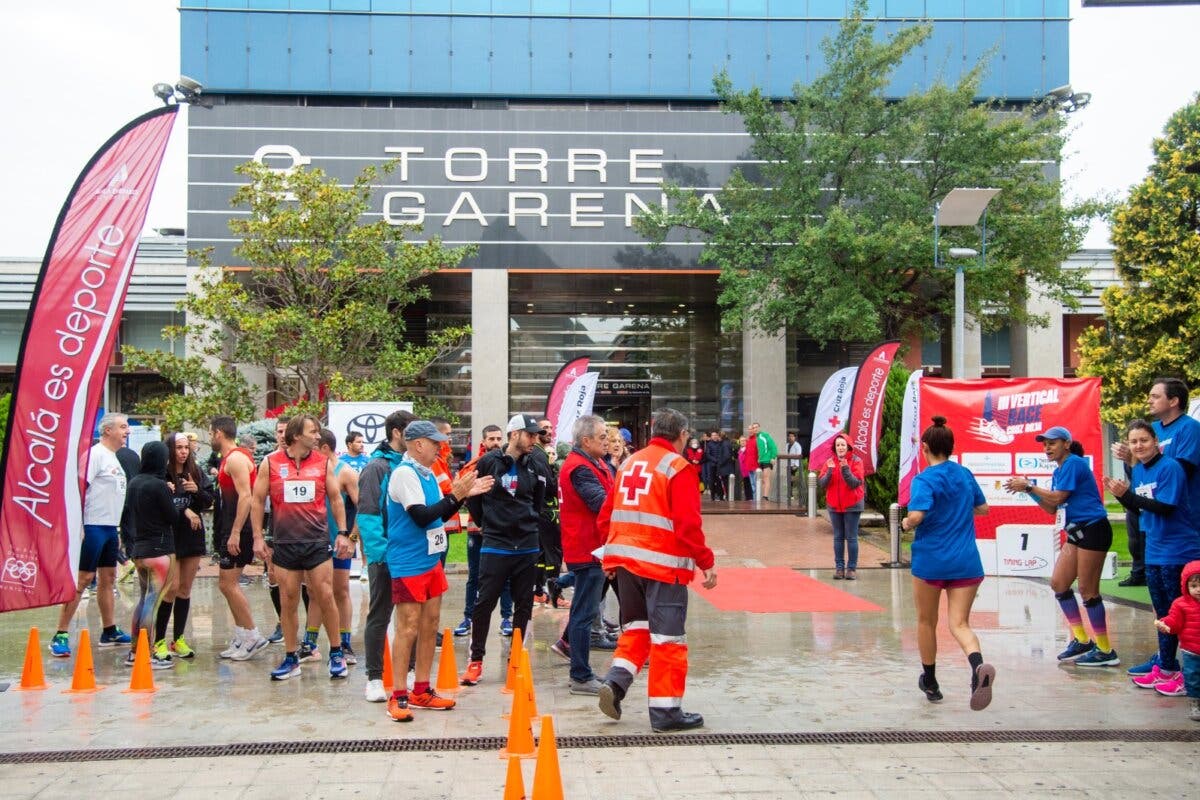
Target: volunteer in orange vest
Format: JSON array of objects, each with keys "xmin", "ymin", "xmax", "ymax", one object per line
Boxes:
[{"xmin": 595, "ymin": 407, "xmax": 718, "ymax": 732}]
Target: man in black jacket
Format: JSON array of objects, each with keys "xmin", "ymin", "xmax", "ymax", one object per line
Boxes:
[{"xmin": 459, "ymin": 413, "xmax": 546, "ymax": 685}]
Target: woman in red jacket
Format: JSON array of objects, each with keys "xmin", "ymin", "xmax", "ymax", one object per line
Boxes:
[{"xmin": 818, "ymin": 433, "xmax": 865, "ymax": 579}]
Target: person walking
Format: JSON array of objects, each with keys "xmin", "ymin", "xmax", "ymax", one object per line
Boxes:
[
  {"xmin": 596, "ymin": 408, "xmax": 718, "ymax": 732},
  {"xmin": 901, "ymin": 416, "xmax": 996, "ymax": 710},
  {"xmin": 818, "ymin": 433, "xmax": 865, "ymax": 580},
  {"xmin": 749, "ymin": 422, "xmax": 778, "ymax": 502}
]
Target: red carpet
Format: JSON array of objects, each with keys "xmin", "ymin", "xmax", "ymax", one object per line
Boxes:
[{"xmin": 695, "ymin": 567, "xmax": 883, "ymax": 613}]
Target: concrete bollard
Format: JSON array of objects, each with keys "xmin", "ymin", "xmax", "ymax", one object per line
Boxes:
[
  {"xmin": 885, "ymin": 502, "xmax": 905, "ymax": 568},
  {"xmin": 807, "ymin": 472, "xmax": 816, "ymax": 518}
]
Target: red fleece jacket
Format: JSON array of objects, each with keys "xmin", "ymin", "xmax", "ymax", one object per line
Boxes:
[{"xmin": 1159, "ymin": 559, "xmax": 1200, "ymax": 654}]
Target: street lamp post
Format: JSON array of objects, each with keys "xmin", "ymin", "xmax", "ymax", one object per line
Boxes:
[{"xmin": 934, "ymin": 188, "xmax": 1001, "ymax": 379}]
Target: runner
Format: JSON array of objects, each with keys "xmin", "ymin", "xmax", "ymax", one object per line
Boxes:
[
  {"xmin": 901, "ymin": 416, "xmax": 996, "ymax": 710},
  {"xmin": 164, "ymin": 432, "xmax": 215, "ymax": 659},
  {"xmin": 453, "ymin": 424, "xmax": 514, "ymax": 639},
  {"xmin": 252, "ymin": 414, "xmax": 352, "ymax": 681},
  {"xmin": 339, "ymin": 432, "xmax": 371, "ymax": 473}
]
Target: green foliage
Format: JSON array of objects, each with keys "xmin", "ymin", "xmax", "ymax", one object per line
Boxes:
[
  {"xmin": 1077, "ymin": 93, "xmax": 1200, "ymax": 425},
  {"xmin": 0, "ymin": 392, "xmax": 10, "ymax": 461},
  {"xmin": 237, "ymin": 419, "xmax": 282, "ymax": 463},
  {"xmin": 864, "ymin": 362, "xmax": 909, "ymax": 514},
  {"xmin": 122, "ymin": 159, "xmax": 476, "ymax": 428},
  {"xmin": 634, "ymin": 0, "xmax": 1096, "ymax": 346}
]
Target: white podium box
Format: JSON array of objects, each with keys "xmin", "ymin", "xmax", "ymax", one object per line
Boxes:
[
  {"xmin": 994, "ymin": 524, "xmax": 1060, "ymax": 578},
  {"xmin": 975, "ymin": 539, "xmax": 998, "ymax": 577}
]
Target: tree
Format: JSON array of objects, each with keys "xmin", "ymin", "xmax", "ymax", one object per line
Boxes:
[
  {"xmin": 123, "ymin": 159, "xmax": 475, "ymax": 430},
  {"xmin": 635, "ymin": 0, "xmax": 1096, "ymax": 348},
  {"xmin": 0, "ymin": 392, "xmax": 10, "ymax": 461},
  {"xmin": 864, "ymin": 363, "xmax": 909, "ymax": 515},
  {"xmin": 1077, "ymin": 94, "xmax": 1200, "ymax": 424}
]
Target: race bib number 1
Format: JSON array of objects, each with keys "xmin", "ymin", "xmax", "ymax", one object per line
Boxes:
[
  {"xmin": 1054, "ymin": 507, "xmax": 1066, "ymax": 531},
  {"xmin": 283, "ymin": 480, "xmax": 316, "ymax": 503},
  {"xmin": 427, "ymin": 527, "xmax": 448, "ymax": 556}
]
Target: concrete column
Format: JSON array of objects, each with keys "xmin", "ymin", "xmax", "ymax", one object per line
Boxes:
[
  {"xmin": 962, "ymin": 313, "xmax": 983, "ymax": 379},
  {"xmin": 471, "ymin": 269, "xmax": 510, "ymax": 435},
  {"xmin": 741, "ymin": 325, "xmax": 788, "ymax": 444},
  {"xmin": 1009, "ymin": 281, "xmax": 1064, "ymax": 378}
]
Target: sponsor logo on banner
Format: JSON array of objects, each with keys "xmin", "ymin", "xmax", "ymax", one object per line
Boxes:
[
  {"xmin": 545, "ymin": 357, "xmax": 593, "ymax": 448},
  {"xmin": 1015, "ymin": 453, "xmax": 1055, "ymax": 475},
  {"xmin": 846, "ymin": 341, "xmax": 901, "ymax": 476},
  {"xmin": 2, "ymin": 556, "xmax": 39, "ymax": 588},
  {"xmin": 898, "ymin": 369, "xmax": 922, "ymax": 505},
  {"xmin": 975, "ymin": 477, "xmax": 1032, "ymax": 507},
  {"xmin": 960, "ymin": 452, "xmax": 1012, "ymax": 475},
  {"xmin": 809, "ymin": 366, "xmax": 858, "ymax": 469}
]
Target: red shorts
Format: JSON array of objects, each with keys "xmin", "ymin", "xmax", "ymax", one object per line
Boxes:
[
  {"xmin": 391, "ymin": 562, "xmax": 449, "ymax": 604},
  {"xmin": 921, "ymin": 576, "xmax": 985, "ymax": 590}
]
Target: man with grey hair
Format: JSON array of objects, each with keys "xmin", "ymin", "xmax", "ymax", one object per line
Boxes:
[
  {"xmin": 49, "ymin": 413, "xmax": 134, "ymax": 658},
  {"xmin": 596, "ymin": 408, "xmax": 718, "ymax": 732}
]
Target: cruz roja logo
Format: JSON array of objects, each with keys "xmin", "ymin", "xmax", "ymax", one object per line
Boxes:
[
  {"xmin": 347, "ymin": 413, "xmax": 387, "ymax": 444},
  {"xmin": 2, "ymin": 557, "xmax": 38, "ymax": 587}
]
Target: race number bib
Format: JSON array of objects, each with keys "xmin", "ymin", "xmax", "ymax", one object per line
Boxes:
[
  {"xmin": 427, "ymin": 527, "xmax": 448, "ymax": 556},
  {"xmin": 283, "ymin": 480, "xmax": 316, "ymax": 503},
  {"xmin": 1054, "ymin": 507, "xmax": 1066, "ymax": 531},
  {"xmin": 1135, "ymin": 483, "xmax": 1155, "ymax": 499}
]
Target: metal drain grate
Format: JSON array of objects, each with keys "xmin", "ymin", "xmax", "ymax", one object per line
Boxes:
[{"xmin": 3, "ymin": 729, "xmax": 1198, "ymax": 765}]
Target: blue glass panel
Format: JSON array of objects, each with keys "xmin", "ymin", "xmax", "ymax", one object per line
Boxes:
[
  {"xmin": 926, "ymin": 0, "xmax": 962, "ymax": 17},
  {"xmin": 571, "ymin": 18, "xmax": 609, "ymax": 94},
  {"xmin": 726, "ymin": 20, "xmax": 766, "ymax": 89},
  {"xmin": 450, "ymin": 16, "xmax": 491, "ymax": 93},
  {"xmin": 1002, "ymin": 20, "xmax": 1042, "ymax": 98},
  {"xmin": 290, "ymin": 0, "xmax": 328, "ymax": 8},
  {"xmin": 255, "ymin": 0, "xmax": 289, "ymax": 9},
  {"xmin": 208, "ymin": 12, "xmax": 249, "ymax": 90},
  {"xmin": 964, "ymin": 0, "xmax": 1002, "ymax": 18},
  {"xmin": 689, "ymin": 19, "xmax": 726, "ymax": 93},
  {"xmin": 691, "ymin": 0, "xmax": 727, "ymax": 16},
  {"xmin": 181, "ymin": 10, "xmax": 208, "ymax": 81},
  {"xmin": 1006, "ymin": 0, "xmax": 1043, "ymax": 18},
  {"xmin": 532, "ymin": 0, "xmax": 571, "ymax": 12},
  {"xmin": 807, "ymin": 19, "xmax": 839, "ymax": 78},
  {"xmin": 883, "ymin": 20, "xmax": 926, "ymax": 93},
  {"xmin": 808, "ymin": 0, "xmax": 847, "ymax": 18},
  {"xmin": 532, "ymin": 18, "xmax": 572, "ymax": 94},
  {"xmin": 885, "ymin": 0, "xmax": 923, "ymax": 17},
  {"xmin": 410, "ymin": 16, "xmax": 451, "ymax": 92},
  {"xmin": 964, "ymin": 20, "xmax": 1002, "ymax": 97},
  {"xmin": 1044, "ymin": 0, "xmax": 1068, "ymax": 17},
  {"xmin": 332, "ymin": 0, "xmax": 371, "ymax": 9},
  {"xmin": 729, "ymin": 0, "xmax": 767, "ymax": 15},
  {"xmin": 1043, "ymin": 19, "xmax": 1067, "ymax": 90},
  {"xmin": 370, "ymin": 15, "xmax": 410, "ymax": 91},
  {"xmin": 289, "ymin": 13, "xmax": 330, "ymax": 90},
  {"xmin": 924, "ymin": 19, "xmax": 963, "ymax": 82},
  {"xmin": 453, "ymin": 0, "xmax": 491, "ymax": 12},
  {"xmin": 492, "ymin": 17, "xmax": 532, "ymax": 93},
  {"xmin": 649, "ymin": 18, "xmax": 690, "ymax": 94},
  {"xmin": 612, "ymin": 0, "xmax": 650, "ymax": 14},
  {"xmin": 331, "ymin": 15, "xmax": 370, "ymax": 90},
  {"xmin": 248, "ymin": 11, "xmax": 291, "ymax": 90},
  {"xmin": 651, "ymin": 0, "xmax": 690, "ymax": 14},
  {"xmin": 862, "ymin": 0, "xmax": 886, "ymax": 17},
  {"xmin": 610, "ymin": 18, "xmax": 650, "ymax": 95},
  {"xmin": 767, "ymin": 20, "xmax": 806, "ymax": 95},
  {"xmin": 493, "ymin": 0, "xmax": 531, "ymax": 12},
  {"xmin": 571, "ymin": 0, "xmax": 610, "ymax": 14},
  {"xmin": 372, "ymin": 0, "xmax": 410, "ymax": 10},
  {"xmin": 412, "ymin": 0, "xmax": 449, "ymax": 11}
]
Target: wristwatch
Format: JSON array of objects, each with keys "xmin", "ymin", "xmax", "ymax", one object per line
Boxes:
[{"xmin": 337, "ymin": 530, "xmax": 350, "ymax": 537}]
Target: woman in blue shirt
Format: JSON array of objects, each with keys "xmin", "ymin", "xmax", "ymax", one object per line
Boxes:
[{"xmin": 900, "ymin": 416, "xmax": 995, "ymax": 711}]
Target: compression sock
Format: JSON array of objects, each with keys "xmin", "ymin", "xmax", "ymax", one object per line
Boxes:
[
  {"xmin": 304, "ymin": 626, "xmax": 320, "ymax": 647},
  {"xmin": 1055, "ymin": 590, "xmax": 1090, "ymax": 643},
  {"xmin": 172, "ymin": 597, "xmax": 191, "ymax": 640},
  {"xmin": 1083, "ymin": 595, "xmax": 1111, "ymax": 651},
  {"xmin": 268, "ymin": 584, "xmax": 282, "ymax": 617},
  {"xmin": 341, "ymin": 629, "xmax": 352, "ymax": 650},
  {"xmin": 154, "ymin": 600, "xmax": 173, "ymax": 644},
  {"xmin": 968, "ymin": 652, "xmax": 983, "ymax": 690}
]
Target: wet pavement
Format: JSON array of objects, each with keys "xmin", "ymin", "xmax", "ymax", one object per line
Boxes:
[{"xmin": 1, "ymin": 516, "xmax": 1197, "ymax": 798}]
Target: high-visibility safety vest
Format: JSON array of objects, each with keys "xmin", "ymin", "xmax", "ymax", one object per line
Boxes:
[{"xmin": 602, "ymin": 442, "xmax": 697, "ymax": 585}]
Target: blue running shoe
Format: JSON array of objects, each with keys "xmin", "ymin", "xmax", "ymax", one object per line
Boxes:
[
  {"xmin": 453, "ymin": 617, "xmax": 471, "ymax": 637},
  {"xmin": 1075, "ymin": 646, "xmax": 1120, "ymax": 667},
  {"xmin": 270, "ymin": 653, "xmax": 301, "ymax": 681},
  {"xmin": 500, "ymin": 617, "xmax": 513, "ymax": 637},
  {"xmin": 1127, "ymin": 653, "xmax": 1160, "ymax": 676},
  {"xmin": 98, "ymin": 628, "xmax": 132, "ymax": 647},
  {"xmin": 48, "ymin": 632, "xmax": 71, "ymax": 658},
  {"xmin": 266, "ymin": 624, "xmax": 284, "ymax": 644},
  {"xmin": 329, "ymin": 648, "xmax": 348, "ymax": 679},
  {"xmin": 1057, "ymin": 639, "xmax": 1094, "ymax": 662}
]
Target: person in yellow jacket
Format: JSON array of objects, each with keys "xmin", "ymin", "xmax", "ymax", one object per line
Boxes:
[{"xmin": 595, "ymin": 408, "xmax": 719, "ymax": 732}]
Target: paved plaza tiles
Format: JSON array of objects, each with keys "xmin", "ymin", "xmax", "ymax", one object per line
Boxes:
[{"xmin": 1, "ymin": 515, "xmax": 1197, "ymax": 798}]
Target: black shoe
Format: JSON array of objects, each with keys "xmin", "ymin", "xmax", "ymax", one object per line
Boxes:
[
  {"xmin": 918, "ymin": 674, "xmax": 943, "ymax": 703},
  {"xmin": 547, "ymin": 579, "xmax": 562, "ymax": 608},
  {"xmin": 652, "ymin": 712, "xmax": 704, "ymax": 732},
  {"xmin": 598, "ymin": 680, "xmax": 623, "ymax": 720},
  {"xmin": 1118, "ymin": 575, "xmax": 1146, "ymax": 587}
]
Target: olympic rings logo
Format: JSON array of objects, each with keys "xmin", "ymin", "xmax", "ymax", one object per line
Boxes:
[{"xmin": 2, "ymin": 557, "xmax": 38, "ymax": 585}]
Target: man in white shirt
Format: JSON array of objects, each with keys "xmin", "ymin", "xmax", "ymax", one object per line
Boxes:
[{"xmin": 786, "ymin": 432, "xmax": 804, "ymax": 502}]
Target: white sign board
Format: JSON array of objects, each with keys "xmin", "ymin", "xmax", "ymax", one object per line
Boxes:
[
  {"xmin": 994, "ymin": 523, "xmax": 1059, "ymax": 577},
  {"xmin": 327, "ymin": 401, "xmax": 414, "ymax": 452}
]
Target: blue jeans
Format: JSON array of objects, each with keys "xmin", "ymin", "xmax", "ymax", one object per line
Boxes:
[
  {"xmin": 465, "ymin": 534, "xmax": 511, "ymax": 620},
  {"xmin": 566, "ymin": 564, "xmax": 605, "ymax": 683},
  {"xmin": 1146, "ymin": 563, "xmax": 1183, "ymax": 671},
  {"xmin": 829, "ymin": 510, "xmax": 861, "ymax": 570},
  {"xmin": 1182, "ymin": 650, "xmax": 1200, "ymax": 699}
]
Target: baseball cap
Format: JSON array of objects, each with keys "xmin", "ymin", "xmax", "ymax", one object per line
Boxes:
[
  {"xmin": 619, "ymin": 427, "xmax": 632, "ymax": 444},
  {"xmin": 404, "ymin": 420, "xmax": 449, "ymax": 442},
  {"xmin": 506, "ymin": 413, "xmax": 541, "ymax": 434},
  {"xmin": 1035, "ymin": 426, "xmax": 1072, "ymax": 442}
]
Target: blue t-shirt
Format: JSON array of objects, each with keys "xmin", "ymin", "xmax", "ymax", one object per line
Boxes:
[
  {"xmin": 1131, "ymin": 455, "xmax": 1200, "ymax": 566},
  {"xmin": 1050, "ymin": 454, "xmax": 1107, "ymax": 526},
  {"xmin": 908, "ymin": 461, "xmax": 987, "ymax": 580},
  {"xmin": 385, "ymin": 458, "xmax": 446, "ymax": 578},
  {"xmin": 1154, "ymin": 414, "xmax": 1200, "ymax": 531},
  {"xmin": 339, "ymin": 452, "xmax": 370, "ymax": 473}
]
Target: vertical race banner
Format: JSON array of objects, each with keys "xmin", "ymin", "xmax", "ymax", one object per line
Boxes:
[
  {"xmin": 0, "ymin": 106, "xmax": 178, "ymax": 612},
  {"xmin": 897, "ymin": 369, "xmax": 923, "ymax": 505},
  {"xmin": 808, "ymin": 366, "xmax": 858, "ymax": 468},
  {"xmin": 846, "ymin": 341, "xmax": 901, "ymax": 475},
  {"xmin": 544, "ymin": 356, "xmax": 593, "ymax": 448}
]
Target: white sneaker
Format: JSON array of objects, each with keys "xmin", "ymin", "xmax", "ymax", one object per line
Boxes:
[
  {"xmin": 231, "ymin": 635, "xmax": 269, "ymax": 661},
  {"xmin": 219, "ymin": 638, "xmax": 243, "ymax": 659},
  {"xmin": 364, "ymin": 678, "xmax": 387, "ymax": 702}
]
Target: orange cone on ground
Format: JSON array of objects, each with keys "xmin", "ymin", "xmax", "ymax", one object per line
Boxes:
[
  {"xmin": 503, "ymin": 755, "xmax": 527, "ymax": 800},
  {"xmin": 13, "ymin": 627, "xmax": 49, "ymax": 691},
  {"xmin": 382, "ymin": 632, "xmax": 395, "ymax": 694},
  {"xmin": 501, "ymin": 627, "xmax": 523, "ymax": 694},
  {"xmin": 531, "ymin": 714, "xmax": 564, "ymax": 800},
  {"xmin": 520, "ymin": 647, "xmax": 539, "ymax": 720},
  {"xmin": 435, "ymin": 627, "xmax": 461, "ymax": 694},
  {"xmin": 122, "ymin": 629, "xmax": 157, "ymax": 694},
  {"xmin": 499, "ymin": 668, "xmax": 536, "ymax": 760},
  {"xmin": 63, "ymin": 628, "xmax": 103, "ymax": 694}
]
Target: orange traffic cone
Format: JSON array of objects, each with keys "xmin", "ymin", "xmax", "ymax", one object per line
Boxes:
[
  {"xmin": 503, "ymin": 755, "xmax": 527, "ymax": 800},
  {"xmin": 63, "ymin": 628, "xmax": 103, "ymax": 694},
  {"xmin": 520, "ymin": 647, "xmax": 539, "ymax": 720},
  {"xmin": 499, "ymin": 668, "xmax": 536, "ymax": 760},
  {"xmin": 435, "ymin": 627, "xmax": 461, "ymax": 694},
  {"xmin": 502, "ymin": 627, "xmax": 523, "ymax": 695},
  {"xmin": 382, "ymin": 632, "xmax": 395, "ymax": 694},
  {"xmin": 122, "ymin": 629, "xmax": 157, "ymax": 694},
  {"xmin": 531, "ymin": 715, "xmax": 564, "ymax": 800},
  {"xmin": 13, "ymin": 627, "xmax": 49, "ymax": 691}
]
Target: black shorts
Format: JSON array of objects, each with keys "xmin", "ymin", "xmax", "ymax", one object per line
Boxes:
[
  {"xmin": 175, "ymin": 526, "xmax": 207, "ymax": 559},
  {"xmin": 215, "ymin": 525, "xmax": 255, "ymax": 570},
  {"xmin": 131, "ymin": 533, "xmax": 175, "ymax": 560},
  {"xmin": 1065, "ymin": 518, "xmax": 1113, "ymax": 553},
  {"xmin": 272, "ymin": 540, "xmax": 332, "ymax": 572}
]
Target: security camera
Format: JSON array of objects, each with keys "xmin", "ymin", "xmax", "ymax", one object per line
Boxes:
[
  {"xmin": 1046, "ymin": 84, "xmax": 1073, "ymax": 100},
  {"xmin": 176, "ymin": 75, "xmax": 203, "ymax": 95},
  {"xmin": 1069, "ymin": 92, "xmax": 1092, "ymax": 111},
  {"xmin": 152, "ymin": 82, "xmax": 175, "ymax": 105}
]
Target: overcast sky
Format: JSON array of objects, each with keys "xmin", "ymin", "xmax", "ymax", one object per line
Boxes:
[{"xmin": 0, "ymin": 1, "xmax": 1195, "ymax": 257}]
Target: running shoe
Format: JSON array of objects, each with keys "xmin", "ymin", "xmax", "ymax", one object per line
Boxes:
[
  {"xmin": 969, "ymin": 663, "xmax": 996, "ymax": 711},
  {"xmin": 533, "ymin": 592, "xmax": 548, "ymax": 606},
  {"xmin": 1132, "ymin": 665, "xmax": 1179, "ymax": 689},
  {"xmin": 123, "ymin": 650, "xmax": 136, "ymax": 667},
  {"xmin": 1154, "ymin": 673, "xmax": 1186, "ymax": 697},
  {"xmin": 550, "ymin": 638, "xmax": 571, "ymax": 661},
  {"xmin": 460, "ymin": 660, "xmax": 484, "ymax": 686},
  {"xmin": 266, "ymin": 624, "xmax": 284, "ymax": 644},
  {"xmin": 48, "ymin": 633, "xmax": 71, "ymax": 658},
  {"xmin": 1127, "ymin": 653, "xmax": 1160, "ymax": 676},
  {"xmin": 329, "ymin": 649, "xmax": 348, "ymax": 679},
  {"xmin": 152, "ymin": 639, "xmax": 171, "ymax": 661},
  {"xmin": 298, "ymin": 642, "xmax": 321, "ymax": 662},
  {"xmin": 342, "ymin": 643, "xmax": 358, "ymax": 665},
  {"xmin": 603, "ymin": 618, "xmax": 620, "ymax": 634},
  {"xmin": 270, "ymin": 654, "xmax": 301, "ymax": 681},
  {"xmin": 170, "ymin": 636, "xmax": 196, "ymax": 660},
  {"xmin": 232, "ymin": 633, "xmax": 269, "ymax": 661},
  {"xmin": 151, "ymin": 654, "xmax": 175, "ymax": 670},
  {"xmin": 453, "ymin": 617, "xmax": 471, "ymax": 637},
  {"xmin": 409, "ymin": 689, "xmax": 455, "ymax": 710},
  {"xmin": 499, "ymin": 617, "xmax": 513, "ymax": 637},
  {"xmin": 569, "ymin": 678, "xmax": 602, "ymax": 695},
  {"xmin": 364, "ymin": 679, "xmax": 388, "ymax": 703},
  {"xmin": 1056, "ymin": 639, "xmax": 1095, "ymax": 662},
  {"xmin": 918, "ymin": 674, "xmax": 943, "ymax": 703},
  {"xmin": 590, "ymin": 633, "xmax": 618, "ymax": 651},
  {"xmin": 387, "ymin": 694, "xmax": 413, "ymax": 722},
  {"xmin": 98, "ymin": 628, "xmax": 132, "ymax": 647},
  {"xmin": 598, "ymin": 680, "xmax": 624, "ymax": 720},
  {"xmin": 219, "ymin": 638, "xmax": 243, "ymax": 659},
  {"xmin": 1075, "ymin": 647, "xmax": 1120, "ymax": 667}
]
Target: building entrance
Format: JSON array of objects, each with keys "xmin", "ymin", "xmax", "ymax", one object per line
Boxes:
[{"xmin": 593, "ymin": 380, "xmax": 652, "ymax": 450}]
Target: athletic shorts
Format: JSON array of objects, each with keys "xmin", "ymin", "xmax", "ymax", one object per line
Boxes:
[
  {"xmin": 921, "ymin": 576, "xmax": 984, "ymax": 590},
  {"xmin": 333, "ymin": 556, "xmax": 352, "ymax": 570},
  {"xmin": 174, "ymin": 526, "xmax": 207, "ymax": 559},
  {"xmin": 79, "ymin": 525, "xmax": 121, "ymax": 572},
  {"xmin": 215, "ymin": 526, "xmax": 255, "ymax": 570},
  {"xmin": 391, "ymin": 562, "xmax": 449, "ymax": 604},
  {"xmin": 1064, "ymin": 518, "xmax": 1113, "ymax": 553},
  {"xmin": 272, "ymin": 540, "xmax": 332, "ymax": 572},
  {"xmin": 131, "ymin": 533, "xmax": 175, "ymax": 560}
]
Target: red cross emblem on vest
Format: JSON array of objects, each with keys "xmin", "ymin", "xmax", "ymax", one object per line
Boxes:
[{"xmin": 619, "ymin": 461, "xmax": 653, "ymax": 505}]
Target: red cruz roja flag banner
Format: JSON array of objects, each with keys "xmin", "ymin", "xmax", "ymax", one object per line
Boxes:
[
  {"xmin": 544, "ymin": 356, "xmax": 594, "ymax": 448},
  {"xmin": 917, "ymin": 377, "xmax": 1102, "ymax": 541},
  {"xmin": 845, "ymin": 341, "xmax": 901, "ymax": 476},
  {"xmin": 0, "ymin": 106, "xmax": 178, "ymax": 612}
]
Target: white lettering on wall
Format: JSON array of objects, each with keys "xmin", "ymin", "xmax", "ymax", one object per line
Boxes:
[
  {"xmin": 508, "ymin": 148, "xmax": 549, "ymax": 182},
  {"xmin": 444, "ymin": 147, "xmax": 488, "ymax": 182},
  {"xmin": 508, "ymin": 193, "xmax": 549, "ymax": 226}
]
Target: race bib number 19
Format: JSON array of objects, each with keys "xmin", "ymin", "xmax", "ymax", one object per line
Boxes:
[
  {"xmin": 427, "ymin": 527, "xmax": 447, "ymax": 556},
  {"xmin": 283, "ymin": 480, "xmax": 316, "ymax": 503}
]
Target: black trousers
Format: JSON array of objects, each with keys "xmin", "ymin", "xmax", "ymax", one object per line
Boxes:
[
  {"xmin": 470, "ymin": 552, "xmax": 539, "ymax": 662},
  {"xmin": 364, "ymin": 561, "xmax": 393, "ymax": 681},
  {"xmin": 1126, "ymin": 509, "xmax": 1145, "ymax": 580}
]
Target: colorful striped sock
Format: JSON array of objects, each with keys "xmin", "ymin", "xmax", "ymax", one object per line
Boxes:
[
  {"xmin": 1083, "ymin": 596, "xmax": 1111, "ymax": 651},
  {"xmin": 1055, "ymin": 591, "xmax": 1090, "ymax": 643}
]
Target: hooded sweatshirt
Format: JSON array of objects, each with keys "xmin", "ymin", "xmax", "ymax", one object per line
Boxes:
[
  {"xmin": 1158, "ymin": 559, "xmax": 1200, "ymax": 655},
  {"xmin": 124, "ymin": 440, "xmax": 180, "ymax": 549}
]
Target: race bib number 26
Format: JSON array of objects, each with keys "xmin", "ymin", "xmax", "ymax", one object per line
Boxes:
[
  {"xmin": 427, "ymin": 527, "xmax": 447, "ymax": 556},
  {"xmin": 283, "ymin": 480, "xmax": 316, "ymax": 503}
]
